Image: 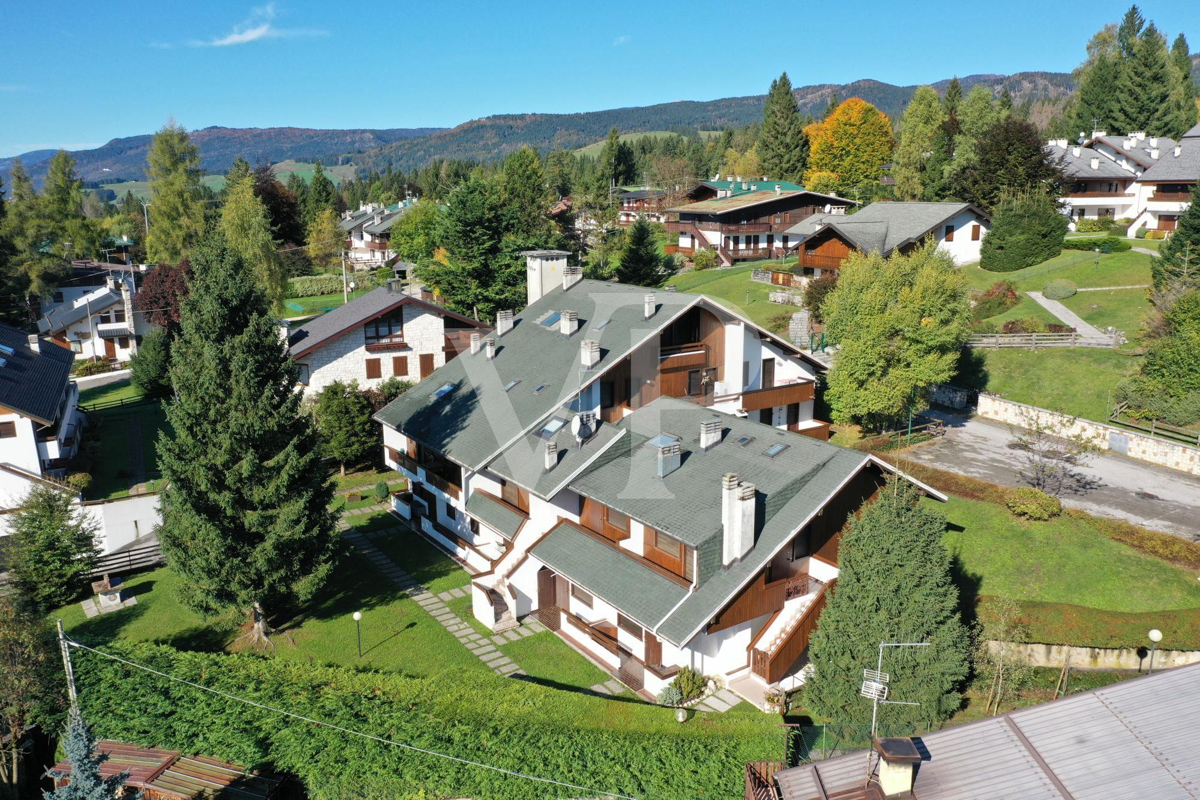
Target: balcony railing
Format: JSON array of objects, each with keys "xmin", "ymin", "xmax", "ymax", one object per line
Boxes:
[
  {"xmin": 796, "ymin": 252, "xmax": 846, "ymax": 270},
  {"xmin": 723, "ymin": 380, "xmax": 815, "ymax": 412},
  {"xmin": 363, "ymin": 239, "xmax": 391, "ymax": 251},
  {"xmin": 1150, "ymin": 192, "xmax": 1192, "ymax": 202},
  {"xmin": 1065, "ymin": 191, "xmax": 1129, "ymax": 198}
]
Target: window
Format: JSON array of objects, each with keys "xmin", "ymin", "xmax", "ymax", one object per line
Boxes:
[
  {"xmin": 365, "ymin": 358, "xmax": 382, "ymax": 379},
  {"xmin": 971, "ymin": 224, "xmax": 981, "ymax": 241},
  {"xmin": 117, "ymin": 337, "xmax": 129, "ymax": 349},
  {"xmin": 539, "ymin": 417, "xmax": 567, "ymax": 438},
  {"xmin": 599, "ymin": 381, "xmax": 614, "ymax": 408},
  {"xmin": 297, "ymin": 364, "xmax": 310, "ymax": 385},
  {"xmin": 114, "ymin": 308, "xmax": 126, "ymax": 323},
  {"xmin": 764, "ymin": 443, "xmax": 788, "ymax": 458},
  {"xmin": 499, "ymin": 479, "xmax": 529, "ymax": 512},
  {"xmin": 392, "ymin": 356, "xmax": 408, "ymax": 376},
  {"xmin": 604, "ymin": 507, "xmax": 629, "ymax": 534},
  {"xmin": 52, "ymin": 291, "xmax": 64, "ymax": 303},
  {"xmin": 364, "ymin": 309, "xmax": 404, "ymax": 345},
  {"xmin": 687, "ymin": 369, "xmax": 702, "ymax": 397},
  {"xmin": 647, "ymin": 528, "xmax": 695, "ymax": 582},
  {"xmin": 69, "ymin": 340, "xmax": 83, "ymax": 354},
  {"xmin": 432, "ymin": 382, "xmax": 456, "ymax": 400},
  {"xmin": 944, "ymin": 224, "xmax": 955, "ymax": 242},
  {"xmin": 617, "ymin": 614, "xmax": 643, "ymax": 641},
  {"xmin": 571, "ymin": 584, "xmax": 593, "ymax": 609},
  {"xmin": 0, "ymin": 421, "xmax": 15, "ymax": 438}
]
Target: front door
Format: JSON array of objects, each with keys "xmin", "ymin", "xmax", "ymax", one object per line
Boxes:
[
  {"xmin": 771, "ymin": 405, "xmax": 786, "ymax": 428},
  {"xmin": 104, "ymin": 338, "xmax": 116, "ymax": 360},
  {"xmin": 537, "ymin": 567, "xmax": 560, "ymax": 630},
  {"xmin": 419, "ymin": 353, "xmax": 435, "ymax": 379}
]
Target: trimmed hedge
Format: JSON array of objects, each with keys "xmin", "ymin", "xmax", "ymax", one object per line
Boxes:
[
  {"xmin": 1061, "ymin": 236, "xmax": 1131, "ymax": 253},
  {"xmin": 1042, "ymin": 279, "xmax": 1077, "ymax": 300},
  {"xmin": 1004, "ymin": 487, "xmax": 1062, "ymax": 520},
  {"xmin": 75, "ymin": 643, "xmax": 781, "ymax": 800},
  {"xmin": 287, "ymin": 275, "xmax": 345, "ymax": 297}
]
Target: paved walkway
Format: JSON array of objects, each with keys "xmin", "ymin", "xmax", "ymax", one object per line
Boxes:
[
  {"xmin": 1076, "ymin": 284, "xmax": 1150, "ymax": 292},
  {"xmin": 695, "ymin": 687, "xmax": 744, "ymax": 713},
  {"xmin": 1026, "ymin": 291, "xmax": 1112, "ymax": 342},
  {"xmin": 907, "ymin": 412, "xmax": 1200, "ymax": 541},
  {"xmin": 1132, "ymin": 246, "xmax": 1161, "ymax": 257}
]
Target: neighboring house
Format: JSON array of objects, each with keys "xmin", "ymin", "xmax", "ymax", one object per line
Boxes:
[
  {"xmin": 0, "ymin": 322, "xmax": 80, "ymax": 515},
  {"xmin": 666, "ymin": 189, "xmax": 856, "ymax": 265},
  {"xmin": 767, "ymin": 661, "xmax": 1200, "ymax": 799},
  {"xmin": 780, "ymin": 201, "xmax": 990, "ymax": 281},
  {"xmin": 286, "ymin": 280, "xmax": 491, "ymax": 397},
  {"xmin": 616, "ymin": 188, "xmax": 667, "ymax": 225},
  {"xmin": 339, "ymin": 200, "xmax": 414, "ymax": 268},
  {"xmin": 37, "ymin": 261, "xmax": 151, "ymax": 362},
  {"xmin": 374, "ymin": 254, "xmax": 941, "ymax": 703},
  {"xmin": 1047, "ymin": 124, "xmax": 1199, "ymax": 234},
  {"xmin": 686, "ymin": 178, "xmax": 805, "ymax": 204}
]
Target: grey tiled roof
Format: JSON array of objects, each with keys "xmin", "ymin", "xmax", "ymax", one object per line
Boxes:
[
  {"xmin": 464, "ymin": 491, "xmax": 526, "ymax": 539},
  {"xmin": 374, "ymin": 280, "xmax": 701, "ymax": 471},
  {"xmin": 530, "ymin": 520, "xmax": 689, "ymax": 630},
  {"xmin": 1138, "ymin": 135, "xmax": 1200, "ymax": 184},
  {"xmin": 0, "ymin": 322, "xmax": 74, "ymax": 425},
  {"xmin": 37, "ymin": 289, "xmax": 121, "ymax": 334},
  {"xmin": 363, "ymin": 206, "xmax": 410, "ymax": 235},
  {"xmin": 567, "ymin": 396, "xmax": 867, "ymax": 645},
  {"xmin": 776, "ymin": 662, "xmax": 1200, "ymax": 800},
  {"xmin": 487, "ymin": 415, "xmax": 626, "ymax": 500},
  {"xmin": 786, "ymin": 202, "xmax": 987, "ymax": 257},
  {"xmin": 1046, "ymin": 143, "xmax": 1134, "ymax": 180},
  {"xmin": 1093, "ymin": 135, "xmax": 1178, "ymax": 169},
  {"xmin": 287, "ymin": 286, "xmax": 409, "ymax": 357}
]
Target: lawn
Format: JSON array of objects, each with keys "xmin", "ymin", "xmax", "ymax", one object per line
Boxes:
[
  {"xmin": 938, "ymin": 495, "xmax": 1200, "ymax": 648},
  {"xmin": 500, "ymin": 630, "xmax": 613, "ymax": 692},
  {"xmin": 77, "ymin": 377, "xmax": 144, "ymax": 408},
  {"xmin": 371, "ymin": 526, "xmax": 472, "ymax": 595},
  {"xmin": 956, "ymin": 347, "xmax": 1140, "ymax": 422},
  {"xmin": 84, "ymin": 402, "xmax": 169, "ymax": 499},
  {"xmin": 963, "ymin": 249, "xmax": 1154, "ymax": 294},
  {"xmin": 1060, "ymin": 288, "xmax": 1151, "ymax": 344},
  {"xmin": 667, "ymin": 266, "xmax": 792, "ymax": 332},
  {"xmin": 283, "ymin": 288, "xmax": 370, "ymax": 317}
]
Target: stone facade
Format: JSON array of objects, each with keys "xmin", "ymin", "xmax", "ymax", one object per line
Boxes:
[
  {"xmin": 989, "ymin": 640, "xmax": 1200, "ymax": 671},
  {"xmin": 298, "ymin": 303, "xmax": 448, "ymax": 396}
]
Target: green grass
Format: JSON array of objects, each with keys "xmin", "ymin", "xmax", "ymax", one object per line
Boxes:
[
  {"xmin": 1133, "ymin": 238, "xmax": 1162, "ymax": 251},
  {"xmin": 963, "ymin": 249, "xmax": 1153, "ymax": 294},
  {"xmin": 77, "ymin": 377, "xmax": 145, "ymax": 408},
  {"xmin": 99, "ymin": 162, "xmax": 355, "ymax": 202},
  {"xmin": 957, "ymin": 347, "xmax": 1140, "ymax": 422},
  {"xmin": 98, "ymin": 175, "xmax": 226, "ymax": 201},
  {"xmin": 85, "ymin": 402, "xmax": 169, "ymax": 499},
  {"xmin": 371, "ymin": 527, "xmax": 472, "ymax": 595},
  {"xmin": 283, "ymin": 289, "xmax": 370, "ymax": 316},
  {"xmin": 667, "ymin": 266, "xmax": 791, "ymax": 331},
  {"xmin": 574, "ymin": 131, "xmax": 704, "ymax": 158},
  {"xmin": 1060, "ymin": 288, "xmax": 1151, "ymax": 343},
  {"xmin": 499, "ymin": 630, "xmax": 613, "ymax": 692},
  {"xmin": 444, "ymin": 593, "xmax": 494, "ymax": 637}
]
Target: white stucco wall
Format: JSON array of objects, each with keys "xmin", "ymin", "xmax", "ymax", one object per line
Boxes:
[{"xmin": 935, "ymin": 210, "xmax": 988, "ymax": 265}]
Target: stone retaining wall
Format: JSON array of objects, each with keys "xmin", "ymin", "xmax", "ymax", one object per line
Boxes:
[{"xmin": 988, "ymin": 640, "xmax": 1200, "ymax": 670}]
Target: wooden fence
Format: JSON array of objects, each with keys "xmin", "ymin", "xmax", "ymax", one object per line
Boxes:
[
  {"xmin": 967, "ymin": 330, "xmax": 1123, "ymax": 349},
  {"xmin": 744, "ymin": 761, "xmax": 785, "ymax": 800},
  {"xmin": 1109, "ymin": 403, "xmax": 1200, "ymax": 447},
  {"xmin": 89, "ymin": 541, "xmax": 164, "ymax": 578}
]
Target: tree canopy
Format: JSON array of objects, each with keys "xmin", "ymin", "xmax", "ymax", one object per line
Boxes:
[
  {"xmin": 1155, "ymin": 183, "xmax": 1200, "ymax": 292},
  {"xmin": 8, "ymin": 486, "xmax": 98, "ymax": 610},
  {"xmin": 893, "ymin": 87, "xmax": 947, "ymax": 201},
  {"xmin": 803, "ymin": 98, "xmax": 894, "ymax": 197},
  {"xmin": 758, "ymin": 72, "xmax": 808, "ymax": 182},
  {"xmin": 616, "ymin": 217, "xmax": 666, "ymax": 287},
  {"xmin": 146, "ymin": 122, "xmax": 205, "ymax": 263},
  {"xmin": 219, "ymin": 175, "xmax": 285, "ymax": 307}
]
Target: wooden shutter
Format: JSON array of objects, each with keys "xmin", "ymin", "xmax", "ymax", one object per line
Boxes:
[
  {"xmin": 392, "ymin": 356, "xmax": 408, "ymax": 376},
  {"xmin": 944, "ymin": 224, "xmax": 955, "ymax": 242},
  {"xmin": 419, "ymin": 353, "xmax": 435, "ymax": 379},
  {"xmin": 365, "ymin": 358, "xmax": 382, "ymax": 379},
  {"xmin": 0, "ymin": 421, "xmax": 16, "ymax": 438},
  {"xmin": 971, "ymin": 224, "xmax": 981, "ymax": 241}
]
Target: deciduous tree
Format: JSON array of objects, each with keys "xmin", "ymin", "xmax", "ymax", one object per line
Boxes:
[
  {"xmin": 219, "ymin": 175, "xmax": 285, "ymax": 307},
  {"xmin": 8, "ymin": 486, "xmax": 97, "ymax": 610},
  {"xmin": 134, "ymin": 259, "xmax": 191, "ymax": 333},
  {"xmin": 305, "ymin": 206, "xmax": 342, "ymax": 275},
  {"xmin": 803, "ymin": 98, "xmax": 894, "ymax": 196},
  {"xmin": 0, "ymin": 593, "xmax": 62, "ymax": 795},
  {"xmin": 253, "ymin": 164, "xmax": 305, "ymax": 246},
  {"xmin": 389, "ymin": 199, "xmax": 444, "ymax": 263},
  {"xmin": 156, "ymin": 234, "xmax": 338, "ymax": 648},
  {"xmin": 805, "ymin": 479, "xmax": 970, "ymax": 730},
  {"xmin": 758, "ymin": 72, "xmax": 808, "ymax": 181},
  {"xmin": 146, "ymin": 121, "xmax": 204, "ymax": 263},
  {"xmin": 893, "ymin": 87, "xmax": 947, "ymax": 200}
]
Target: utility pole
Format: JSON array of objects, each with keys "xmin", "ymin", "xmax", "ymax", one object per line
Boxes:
[
  {"xmin": 139, "ymin": 199, "xmax": 150, "ymax": 232},
  {"xmin": 342, "ymin": 251, "xmax": 349, "ymax": 304},
  {"xmin": 57, "ymin": 620, "xmax": 78, "ymax": 708}
]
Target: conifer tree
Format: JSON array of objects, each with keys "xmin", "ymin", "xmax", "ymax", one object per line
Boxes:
[
  {"xmin": 156, "ymin": 233, "xmax": 338, "ymax": 648},
  {"xmin": 0, "ymin": 592, "xmax": 61, "ymax": 790},
  {"xmin": 313, "ymin": 381, "xmax": 375, "ymax": 476},
  {"xmin": 219, "ymin": 175, "xmax": 285, "ymax": 308},
  {"xmin": 1168, "ymin": 34, "xmax": 1197, "ymax": 138},
  {"xmin": 1072, "ymin": 53, "xmax": 1122, "ymax": 138},
  {"xmin": 1117, "ymin": 22, "xmax": 1174, "ymax": 135},
  {"xmin": 146, "ymin": 121, "xmax": 204, "ymax": 263},
  {"xmin": 805, "ymin": 480, "xmax": 970, "ymax": 730},
  {"xmin": 921, "ymin": 113, "xmax": 960, "ymax": 201},
  {"xmin": 43, "ymin": 151, "xmax": 83, "ymax": 222},
  {"xmin": 955, "ymin": 118, "xmax": 1062, "ymax": 210},
  {"xmin": 615, "ymin": 217, "xmax": 664, "ymax": 286},
  {"xmin": 758, "ymin": 72, "xmax": 808, "ymax": 181},
  {"xmin": 893, "ymin": 87, "xmax": 947, "ymax": 200},
  {"xmin": 305, "ymin": 161, "xmax": 337, "ymax": 225},
  {"xmin": 9, "ymin": 486, "xmax": 97, "ymax": 611},
  {"xmin": 1155, "ymin": 184, "xmax": 1200, "ymax": 292},
  {"xmin": 500, "ymin": 146, "xmax": 551, "ymax": 239},
  {"xmin": 45, "ymin": 709, "xmax": 126, "ymax": 800},
  {"xmin": 943, "ymin": 77, "xmax": 962, "ymax": 114}
]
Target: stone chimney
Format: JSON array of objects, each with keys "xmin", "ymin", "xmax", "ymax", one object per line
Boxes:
[
  {"xmin": 581, "ymin": 339, "xmax": 600, "ymax": 369},
  {"xmin": 485, "ymin": 337, "xmax": 496, "ymax": 360},
  {"xmin": 27, "ymin": 334, "xmax": 39, "ymax": 354},
  {"xmin": 699, "ymin": 418, "xmax": 722, "ymax": 451},
  {"xmin": 562, "ymin": 265, "xmax": 583, "ymax": 291},
  {"xmin": 1090, "ymin": 157, "xmax": 1100, "ymax": 171},
  {"xmin": 643, "ymin": 293, "xmax": 656, "ymax": 320},
  {"xmin": 655, "ymin": 443, "xmax": 682, "ymax": 479},
  {"xmin": 1091, "ymin": 129, "xmax": 1107, "ymax": 139},
  {"xmin": 544, "ymin": 440, "xmax": 558, "ymax": 472},
  {"xmin": 560, "ymin": 310, "xmax": 579, "ymax": 336},
  {"xmin": 496, "ymin": 310, "xmax": 514, "ymax": 336},
  {"xmin": 1134, "ymin": 131, "xmax": 1146, "ymax": 141},
  {"xmin": 721, "ymin": 474, "xmax": 756, "ymax": 566},
  {"xmin": 469, "ymin": 332, "xmax": 481, "ymax": 356},
  {"xmin": 1123, "ymin": 137, "xmax": 1134, "ymax": 150},
  {"xmin": 874, "ymin": 738, "xmax": 922, "ymax": 797}
]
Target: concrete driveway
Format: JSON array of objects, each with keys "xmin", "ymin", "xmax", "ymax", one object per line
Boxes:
[{"xmin": 903, "ymin": 412, "xmax": 1200, "ymax": 542}]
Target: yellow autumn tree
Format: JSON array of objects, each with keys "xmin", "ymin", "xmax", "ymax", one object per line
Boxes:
[{"xmin": 804, "ymin": 98, "xmax": 895, "ymax": 195}]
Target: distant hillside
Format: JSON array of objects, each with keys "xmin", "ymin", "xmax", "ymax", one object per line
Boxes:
[
  {"xmin": 3, "ymin": 126, "xmax": 442, "ymax": 186},
  {"xmin": 97, "ymin": 160, "xmax": 357, "ymax": 202},
  {"xmin": 352, "ymin": 71, "xmax": 1075, "ymax": 171}
]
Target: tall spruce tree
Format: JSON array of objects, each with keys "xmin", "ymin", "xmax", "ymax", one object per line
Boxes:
[
  {"xmin": 1168, "ymin": 34, "xmax": 1197, "ymax": 138},
  {"xmin": 219, "ymin": 175, "xmax": 285, "ymax": 307},
  {"xmin": 758, "ymin": 72, "xmax": 808, "ymax": 182},
  {"xmin": 156, "ymin": 233, "xmax": 338, "ymax": 647},
  {"xmin": 1155, "ymin": 184, "xmax": 1200, "ymax": 292},
  {"xmin": 1117, "ymin": 22, "xmax": 1174, "ymax": 135},
  {"xmin": 45, "ymin": 709, "xmax": 126, "ymax": 800},
  {"xmin": 955, "ymin": 118, "xmax": 1063, "ymax": 210},
  {"xmin": 943, "ymin": 77, "xmax": 963, "ymax": 115},
  {"xmin": 893, "ymin": 87, "xmax": 947, "ymax": 201},
  {"xmin": 43, "ymin": 151, "xmax": 83, "ymax": 222},
  {"xmin": 615, "ymin": 217, "xmax": 664, "ymax": 286},
  {"xmin": 805, "ymin": 479, "xmax": 970, "ymax": 730},
  {"xmin": 1072, "ymin": 52, "xmax": 1122, "ymax": 138},
  {"xmin": 146, "ymin": 121, "xmax": 204, "ymax": 263},
  {"xmin": 305, "ymin": 161, "xmax": 337, "ymax": 225}
]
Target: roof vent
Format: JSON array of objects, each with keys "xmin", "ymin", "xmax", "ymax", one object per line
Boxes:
[
  {"xmin": 581, "ymin": 339, "xmax": 600, "ymax": 369},
  {"xmin": 874, "ymin": 738, "xmax": 922, "ymax": 797},
  {"xmin": 1151, "ymin": 147, "xmax": 1160, "ymax": 160},
  {"xmin": 644, "ymin": 293, "xmax": 656, "ymax": 320},
  {"xmin": 469, "ymin": 332, "xmax": 481, "ymax": 356},
  {"xmin": 496, "ymin": 310, "xmax": 514, "ymax": 336},
  {"xmin": 485, "ymin": 337, "xmax": 496, "ymax": 360},
  {"xmin": 1175, "ymin": 145, "xmax": 1183, "ymax": 158},
  {"xmin": 27, "ymin": 334, "xmax": 40, "ymax": 354},
  {"xmin": 1090, "ymin": 157, "xmax": 1100, "ymax": 171},
  {"xmin": 1134, "ymin": 131, "xmax": 1146, "ymax": 141},
  {"xmin": 700, "ymin": 418, "xmax": 722, "ymax": 451},
  {"xmin": 656, "ymin": 442, "xmax": 682, "ymax": 479},
  {"xmin": 544, "ymin": 440, "xmax": 558, "ymax": 472},
  {"xmin": 560, "ymin": 310, "xmax": 579, "ymax": 336},
  {"xmin": 563, "ymin": 265, "xmax": 583, "ymax": 291}
]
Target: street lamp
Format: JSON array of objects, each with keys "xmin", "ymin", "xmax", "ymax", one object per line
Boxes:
[
  {"xmin": 1148, "ymin": 629, "xmax": 1163, "ymax": 674},
  {"xmin": 353, "ymin": 611, "xmax": 363, "ymax": 658}
]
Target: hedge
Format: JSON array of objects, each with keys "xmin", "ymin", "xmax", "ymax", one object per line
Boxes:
[
  {"xmin": 287, "ymin": 275, "xmax": 345, "ymax": 297},
  {"xmin": 74, "ymin": 642, "xmax": 781, "ymax": 799},
  {"xmin": 1061, "ymin": 236, "xmax": 1131, "ymax": 253},
  {"xmin": 1042, "ymin": 279, "xmax": 1077, "ymax": 300}
]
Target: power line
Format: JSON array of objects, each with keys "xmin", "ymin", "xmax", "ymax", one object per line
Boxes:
[{"xmin": 63, "ymin": 638, "xmax": 638, "ymax": 800}]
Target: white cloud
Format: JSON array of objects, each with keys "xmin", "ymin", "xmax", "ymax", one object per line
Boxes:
[
  {"xmin": 190, "ymin": 4, "xmax": 326, "ymax": 47},
  {"xmin": 0, "ymin": 85, "xmax": 30, "ymax": 92},
  {"xmin": 612, "ymin": 35, "xmax": 630, "ymax": 47}
]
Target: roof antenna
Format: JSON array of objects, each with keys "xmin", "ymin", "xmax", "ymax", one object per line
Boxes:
[{"xmin": 859, "ymin": 640, "xmax": 930, "ymax": 787}]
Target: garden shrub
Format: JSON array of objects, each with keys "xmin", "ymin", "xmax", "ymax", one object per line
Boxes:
[
  {"xmin": 72, "ymin": 359, "xmax": 114, "ymax": 377},
  {"xmin": 64, "ymin": 472, "xmax": 93, "ymax": 494},
  {"xmin": 656, "ymin": 685, "xmax": 684, "ymax": 706},
  {"xmin": 1061, "ymin": 236, "xmax": 1130, "ymax": 253},
  {"xmin": 74, "ymin": 643, "xmax": 778, "ymax": 800},
  {"xmin": 971, "ymin": 281, "xmax": 1019, "ymax": 321},
  {"xmin": 1001, "ymin": 318, "xmax": 1045, "ymax": 334},
  {"xmin": 979, "ymin": 191, "xmax": 1067, "ymax": 272},
  {"xmin": 1043, "ymin": 323, "xmax": 1075, "ymax": 334},
  {"xmin": 691, "ymin": 248, "xmax": 718, "ymax": 271},
  {"xmin": 801, "ymin": 272, "xmax": 838, "ymax": 324},
  {"xmin": 1135, "ymin": 227, "xmax": 1149, "ymax": 239},
  {"xmin": 373, "ymin": 480, "xmax": 390, "ymax": 502},
  {"xmin": 1145, "ymin": 230, "xmax": 1167, "ymax": 240},
  {"xmin": 1074, "ymin": 216, "xmax": 1112, "ymax": 233},
  {"xmin": 287, "ymin": 275, "xmax": 344, "ymax": 298},
  {"xmin": 1042, "ymin": 279, "xmax": 1077, "ymax": 300},
  {"xmin": 671, "ymin": 666, "xmax": 708, "ymax": 702},
  {"xmin": 1108, "ymin": 222, "xmax": 1130, "ymax": 237},
  {"xmin": 1004, "ymin": 487, "xmax": 1062, "ymax": 521}
]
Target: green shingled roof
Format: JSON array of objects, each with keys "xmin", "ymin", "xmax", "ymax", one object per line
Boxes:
[
  {"xmin": 464, "ymin": 491, "xmax": 527, "ymax": 539},
  {"xmin": 668, "ymin": 189, "xmax": 804, "ymax": 215},
  {"xmin": 487, "ymin": 416, "xmax": 627, "ymax": 501},
  {"xmin": 531, "ymin": 520, "xmax": 689, "ymax": 630}
]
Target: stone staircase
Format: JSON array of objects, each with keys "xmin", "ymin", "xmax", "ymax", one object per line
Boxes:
[{"xmin": 489, "ymin": 587, "xmax": 517, "ymax": 632}]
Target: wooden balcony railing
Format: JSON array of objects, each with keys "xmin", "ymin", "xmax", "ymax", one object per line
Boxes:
[
  {"xmin": 423, "ymin": 470, "xmax": 461, "ymax": 500},
  {"xmin": 365, "ymin": 338, "xmax": 409, "ymax": 352},
  {"xmin": 745, "ymin": 761, "xmax": 785, "ymax": 800},
  {"xmin": 796, "ymin": 252, "xmax": 846, "ymax": 270},
  {"xmin": 364, "ymin": 239, "xmax": 391, "ymax": 251},
  {"xmin": 659, "ymin": 342, "xmax": 708, "ymax": 369},
  {"xmin": 1150, "ymin": 192, "xmax": 1192, "ymax": 202},
  {"xmin": 720, "ymin": 222, "xmax": 771, "ymax": 233},
  {"xmin": 726, "ymin": 381, "xmax": 814, "ymax": 412},
  {"xmin": 752, "ymin": 579, "xmax": 834, "ymax": 684}
]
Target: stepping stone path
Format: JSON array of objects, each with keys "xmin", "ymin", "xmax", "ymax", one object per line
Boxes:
[
  {"xmin": 693, "ymin": 688, "xmax": 742, "ymax": 713},
  {"xmin": 587, "ymin": 678, "xmax": 628, "ymax": 698},
  {"xmin": 341, "ymin": 518, "xmax": 544, "ymax": 678}
]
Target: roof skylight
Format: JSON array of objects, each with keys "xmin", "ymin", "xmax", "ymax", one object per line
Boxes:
[
  {"xmin": 541, "ymin": 312, "xmax": 562, "ymax": 328},
  {"xmin": 539, "ymin": 417, "xmax": 567, "ymax": 438},
  {"xmin": 735, "ymin": 435, "xmax": 755, "ymax": 447},
  {"xmin": 594, "ymin": 318, "xmax": 611, "ymax": 330},
  {"xmin": 645, "ymin": 433, "xmax": 681, "ymax": 449},
  {"xmin": 764, "ymin": 443, "xmax": 789, "ymax": 458},
  {"xmin": 432, "ymin": 383, "xmax": 456, "ymax": 400},
  {"xmin": 503, "ymin": 380, "xmax": 520, "ymax": 392},
  {"xmin": 533, "ymin": 384, "xmax": 548, "ymax": 394},
  {"xmin": 0, "ymin": 344, "xmax": 14, "ymax": 357}
]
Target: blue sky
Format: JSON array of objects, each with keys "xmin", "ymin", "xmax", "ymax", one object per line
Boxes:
[{"xmin": 2, "ymin": 0, "xmax": 1197, "ymax": 156}]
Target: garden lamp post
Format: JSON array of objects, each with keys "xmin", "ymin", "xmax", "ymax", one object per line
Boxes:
[
  {"xmin": 1148, "ymin": 628, "xmax": 1162, "ymax": 674},
  {"xmin": 353, "ymin": 611, "xmax": 363, "ymax": 658}
]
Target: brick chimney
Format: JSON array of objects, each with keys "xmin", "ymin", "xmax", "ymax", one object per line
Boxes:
[
  {"xmin": 721, "ymin": 474, "xmax": 756, "ymax": 566},
  {"xmin": 560, "ymin": 310, "xmax": 579, "ymax": 336}
]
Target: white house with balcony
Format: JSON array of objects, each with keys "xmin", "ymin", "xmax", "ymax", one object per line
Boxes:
[
  {"xmin": 366, "ymin": 254, "xmax": 951, "ymax": 707},
  {"xmin": 339, "ymin": 201, "xmax": 414, "ymax": 268},
  {"xmin": 37, "ymin": 262, "xmax": 152, "ymax": 362}
]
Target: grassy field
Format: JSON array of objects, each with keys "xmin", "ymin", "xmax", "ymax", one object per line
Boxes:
[
  {"xmin": 101, "ymin": 162, "xmax": 355, "ymax": 202},
  {"xmin": 99, "ymin": 175, "xmax": 225, "ymax": 201},
  {"xmin": 573, "ymin": 130, "xmax": 719, "ymax": 158},
  {"xmin": 84, "ymin": 402, "xmax": 169, "ymax": 499},
  {"xmin": 283, "ymin": 288, "xmax": 370, "ymax": 316},
  {"xmin": 77, "ymin": 377, "xmax": 144, "ymax": 407},
  {"xmin": 956, "ymin": 347, "xmax": 1139, "ymax": 422},
  {"xmin": 667, "ymin": 266, "xmax": 791, "ymax": 332},
  {"xmin": 963, "ymin": 249, "xmax": 1154, "ymax": 294},
  {"xmin": 1060, "ymin": 288, "xmax": 1151, "ymax": 344}
]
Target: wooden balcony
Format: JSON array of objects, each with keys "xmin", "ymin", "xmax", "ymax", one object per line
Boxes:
[
  {"xmin": 364, "ymin": 239, "xmax": 391, "ymax": 251},
  {"xmin": 659, "ymin": 342, "xmax": 708, "ymax": 370},
  {"xmin": 365, "ymin": 338, "xmax": 409, "ymax": 352},
  {"xmin": 423, "ymin": 470, "xmax": 461, "ymax": 500},
  {"xmin": 730, "ymin": 381, "xmax": 814, "ymax": 412},
  {"xmin": 663, "ymin": 245, "xmax": 695, "ymax": 256},
  {"xmin": 387, "ymin": 448, "xmax": 460, "ymax": 499},
  {"xmin": 796, "ymin": 252, "xmax": 846, "ymax": 270},
  {"xmin": 1065, "ymin": 191, "xmax": 1128, "ymax": 198},
  {"xmin": 751, "ymin": 579, "xmax": 833, "ymax": 684},
  {"xmin": 1150, "ymin": 192, "xmax": 1192, "ymax": 202},
  {"xmin": 793, "ymin": 420, "xmax": 832, "ymax": 441}
]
